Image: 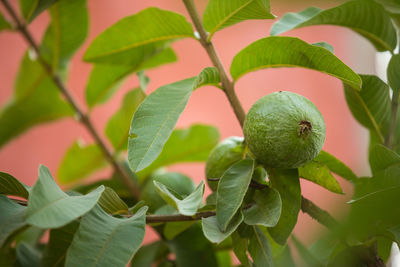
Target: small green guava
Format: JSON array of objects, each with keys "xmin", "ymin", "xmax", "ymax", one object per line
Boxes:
[{"xmin": 243, "ymin": 91, "xmax": 325, "ymax": 169}]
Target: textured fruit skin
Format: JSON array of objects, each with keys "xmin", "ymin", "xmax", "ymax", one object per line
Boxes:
[
  {"xmin": 244, "ymin": 91, "xmax": 325, "ymax": 169},
  {"xmin": 205, "ymin": 137, "xmax": 245, "ymax": 191}
]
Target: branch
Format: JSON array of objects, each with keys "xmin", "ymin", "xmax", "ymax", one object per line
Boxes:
[
  {"xmin": 0, "ymin": 0, "xmax": 140, "ymax": 200},
  {"xmin": 182, "ymin": 0, "xmax": 246, "ymax": 127}
]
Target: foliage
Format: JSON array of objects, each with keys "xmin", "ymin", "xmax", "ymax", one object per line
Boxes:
[{"xmin": 1, "ymin": 0, "xmax": 400, "ymax": 266}]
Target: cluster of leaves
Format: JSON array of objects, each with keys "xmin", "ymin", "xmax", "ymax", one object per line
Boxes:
[{"xmin": 1, "ymin": 0, "xmax": 400, "ymax": 266}]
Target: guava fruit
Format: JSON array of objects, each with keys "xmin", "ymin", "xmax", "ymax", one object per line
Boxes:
[
  {"xmin": 205, "ymin": 136, "xmax": 245, "ymax": 191},
  {"xmin": 243, "ymin": 91, "xmax": 325, "ymax": 169}
]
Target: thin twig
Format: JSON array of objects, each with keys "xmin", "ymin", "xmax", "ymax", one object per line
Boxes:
[
  {"xmin": 182, "ymin": 0, "xmax": 246, "ymax": 127},
  {"xmin": 0, "ymin": 0, "xmax": 141, "ymax": 199}
]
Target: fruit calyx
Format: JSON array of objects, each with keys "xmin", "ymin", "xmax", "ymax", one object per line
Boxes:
[{"xmin": 298, "ymin": 120, "xmax": 312, "ymax": 138}]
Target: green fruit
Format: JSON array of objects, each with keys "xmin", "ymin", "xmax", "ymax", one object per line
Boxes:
[
  {"xmin": 142, "ymin": 172, "xmax": 195, "ymax": 212},
  {"xmin": 243, "ymin": 91, "xmax": 325, "ymax": 169},
  {"xmin": 205, "ymin": 137, "xmax": 245, "ymax": 191}
]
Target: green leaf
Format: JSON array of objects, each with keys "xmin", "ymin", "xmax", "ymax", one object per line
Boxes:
[
  {"xmin": 231, "ymin": 231, "xmax": 251, "ymax": 267},
  {"xmin": 202, "ymin": 211, "xmax": 243, "ymax": 244},
  {"xmin": 65, "ymin": 206, "xmax": 147, "ymax": 267},
  {"xmin": 312, "ymin": 42, "xmax": 334, "ymax": 53},
  {"xmin": 19, "ymin": 0, "xmax": 59, "ymax": 22},
  {"xmin": 25, "ymin": 165, "xmax": 104, "ymax": 228},
  {"xmin": 0, "ymin": 172, "xmax": 29, "ymax": 199},
  {"xmin": 15, "ymin": 242, "xmax": 41, "ymax": 267},
  {"xmin": 292, "ymin": 235, "xmax": 324, "ymax": 267},
  {"xmin": 98, "ymin": 187, "xmax": 129, "ymax": 215},
  {"xmin": 40, "ymin": 0, "xmax": 88, "ymax": 71},
  {"xmin": 193, "ymin": 67, "xmax": 221, "ymax": 90},
  {"xmin": 83, "ymin": 7, "xmax": 194, "ymax": 64},
  {"xmin": 57, "ymin": 141, "xmax": 107, "ymax": 184},
  {"xmin": 163, "ymin": 221, "xmax": 195, "ymax": 240},
  {"xmin": 41, "ymin": 221, "xmax": 79, "ymax": 267},
  {"xmin": 248, "ymin": 226, "xmax": 273, "ymax": 267},
  {"xmin": 344, "ymin": 75, "xmax": 391, "ymax": 143},
  {"xmin": 299, "ymin": 161, "xmax": 343, "ymax": 194},
  {"xmin": 128, "ymin": 78, "xmax": 195, "ymax": 172},
  {"xmin": 153, "ymin": 181, "xmax": 204, "ymax": 216},
  {"xmin": 0, "ymin": 13, "xmax": 11, "ymax": 31},
  {"xmin": 105, "ymin": 89, "xmax": 146, "ymax": 151},
  {"xmin": 369, "ymin": 144, "xmax": 400, "ymax": 175},
  {"xmin": 168, "ymin": 223, "xmax": 218, "ymax": 267},
  {"xmin": 267, "ymin": 168, "xmax": 301, "ymax": 245},
  {"xmin": 85, "ymin": 48, "xmax": 175, "ymax": 108},
  {"xmin": 230, "ymin": 36, "xmax": 361, "ymax": 89},
  {"xmin": 131, "ymin": 241, "xmax": 169, "ymax": 267},
  {"xmin": 137, "ymin": 71, "xmax": 150, "ymax": 92},
  {"xmin": 0, "ymin": 195, "xmax": 27, "ymax": 247},
  {"xmin": 314, "ymin": 150, "xmax": 357, "ymax": 182},
  {"xmin": 203, "ymin": 0, "xmax": 275, "ymax": 41},
  {"xmin": 216, "ymin": 159, "xmax": 255, "ymax": 231},
  {"xmin": 270, "ymin": 1, "xmax": 397, "ymax": 52},
  {"xmin": 138, "ymin": 124, "xmax": 220, "ymax": 178},
  {"xmin": 388, "ymin": 54, "xmax": 400, "ymax": 91},
  {"xmin": 243, "ymin": 186, "xmax": 282, "ymax": 227}
]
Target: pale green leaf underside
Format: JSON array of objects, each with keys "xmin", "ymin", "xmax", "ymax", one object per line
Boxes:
[
  {"xmin": 105, "ymin": 89, "xmax": 146, "ymax": 151},
  {"xmin": 249, "ymin": 226, "xmax": 274, "ymax": 267},
  {"xmin": 216, "ymin": 158, "xmax": 255, "ymax": 231},
  {"xmin": 154, "ymin": 181, "xmax": 205, "ymax": 216},
  {"xmin": 270, "ymin": 1, "xmax": 397, "ymax": 52},
  {"xmin": 0, "ymin": 172, "xmax": 30, "ymax": 199},
  {"xmin": 83, "ymin": 7, "xmax": 194, "ymax": 64},
  {"xmin": 203, "ymin": 0, "xmax": 275, "ymax": 40},
  {"xmin": 98, "ymin": 187, "xmax": 129, "ymax": 215},
  {"xmin": 243, "ymin": 186, "xmax": 282, "ymax": 227},
  {"xmin": 57, "ymin": 141, "xmax": 107, "ymax": 184},
  {"xmin": 85, "ymin": 47, "xmax": 175, "ymax": 108},
  {"xmin": 26, "ymin": 165, "xmax": 104, "ymax": 228},
  {"xmin": 0, "ymin": 195, "xmax": 27, "ymax": 247},
  {"xmin": 137, "ymin": 124, "xmax": 220, "ymax": 179},
  {"xmin": 230, "ymin": 36, "xmax": 361, "ymax": 89},
  {"xmin": 65, "ymin": 206, "xmax": 147, "ymax": 267},
  {"xmin": 344, "ymin": 75, "xmax": 391, "ymax": 143},
  {"xmin": 202, "ymin": 211, "xmax": 243, "ymax": 244},
  {"xmin": 267, "ymin": 168, "xmax": 301, "ymax": 245}
]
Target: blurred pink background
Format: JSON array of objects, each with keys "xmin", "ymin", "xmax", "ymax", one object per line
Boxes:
[{"xmin": 0, "ymin": 0, "xmax": 378, "ymax": 247}]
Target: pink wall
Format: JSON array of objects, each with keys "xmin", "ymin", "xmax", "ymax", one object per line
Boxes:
[{"xmin": 0, "ymin": 0, "xmax": 375, "ymax": 246}]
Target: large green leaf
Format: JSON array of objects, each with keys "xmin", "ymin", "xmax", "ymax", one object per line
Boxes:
[
  {"xmin": 216, "ymin": 159, "xmax": 255, "ymax": 231},
  {"xmin": 243, "ymin": 186, "xmax": 282, "ymax": 227},
  {"xmin": 138, "ymin": 124, "xmax": 220, "ymax": 178},
  {"xmin": 168, "ymin": 223, "xmax": 218, "ymax": 267},
  {"xmin": 314, "ymin": 150, "xmax": 357, "ymax": 182},
  {"xmin": 230, "ymin": 36, "xmax": 361, "ymax": 89},
  {"xmin": 83, "ymin": 7, "xmax": 194, "ymax": 65},
  {"xmin": 388, "ymin": 54, "xmax": 400, "ymax": 91},
  {"xmin": 270, "ymin": 0, "xmax": 397, "ymax": 52},
  {"xmin": 0, "ymin": 172, "xmax": 30, "ymax": 199},
  {"xmin": 98, "ymin": 187, "xmax": 129, "ymax": 215},
  {"xmin": 163, "ymin": 221, "xmax": 196, "ymax": 240},
  {"xmin": 0, "ymin": 13, "xmax": 11, "ymax": 31},
  {"xmin": 202, "ymin": 211, "xmax": 243, "ymax": 244},
  {"xmin": 153, "ymin": 181, "xmax": 204, "ymax": 216},
  {"xmin": 18, "ymin": 0, "xmax": 59, "ymax": 22},
  {"xmin": 299, "ymin": 161, "xmax": 343, "ymax": 194},
  {"xmin": 344, "ymin": 75, "xmax": 391, "ymax": 143},
  {"xmin": 131, "ymin": 241, "xmax": 169, "ymax": 267},
  {"xmin": 105, "ymin": 89, "xmax": 146, "ymax": 151},
  {"xmin": 248, "ymin": 226, "xmax": 273, "ymax": 267},
  {"xmin": 65, "ymin": 206, "xmax": 147, "ymax": 267},
  {"xmin": 291, "ymin": 236, "xmax": 324, "ymax": 267},
  {"xmin": 0, "ymin": 196, "xmax": 27, "ymax": 247},
  {"xmin": 128, "ymin": 78, "xmax": 194, "ymax": 172},
  {"xmin": 85, "ymin": 48, "xmax": 175, "ymax": 108},
  {"xmin": 40, "ymin": 0, "xmax": 88, "ymax": 71},
  {"xmin": 203, "ymin": 0, "xmax": 275, "ymax": 41},
  {"xmin": 369, "ymin": 144, "xmax": 400, "ymax": 175},
  {"xmin": 267, "ymin": 168, "xmax": 301, "ymax": 245},
  {"xmin": 25, "ymin": 165, "xmax": 104, "ymax": 228},
  {"xmin": 15, "ymin": 242, "xmax": 41, "ymax": 267},
  {"xmin": 231, "ymin": 231, "xmax": 251, "ymax": 266},
  {"xmin": 57, "ymin": 141, "xmax": 107, "ymax": 184},
  {"xmin": 41, "ymin": 221, "xmax": 79, "ymax": 267}
]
